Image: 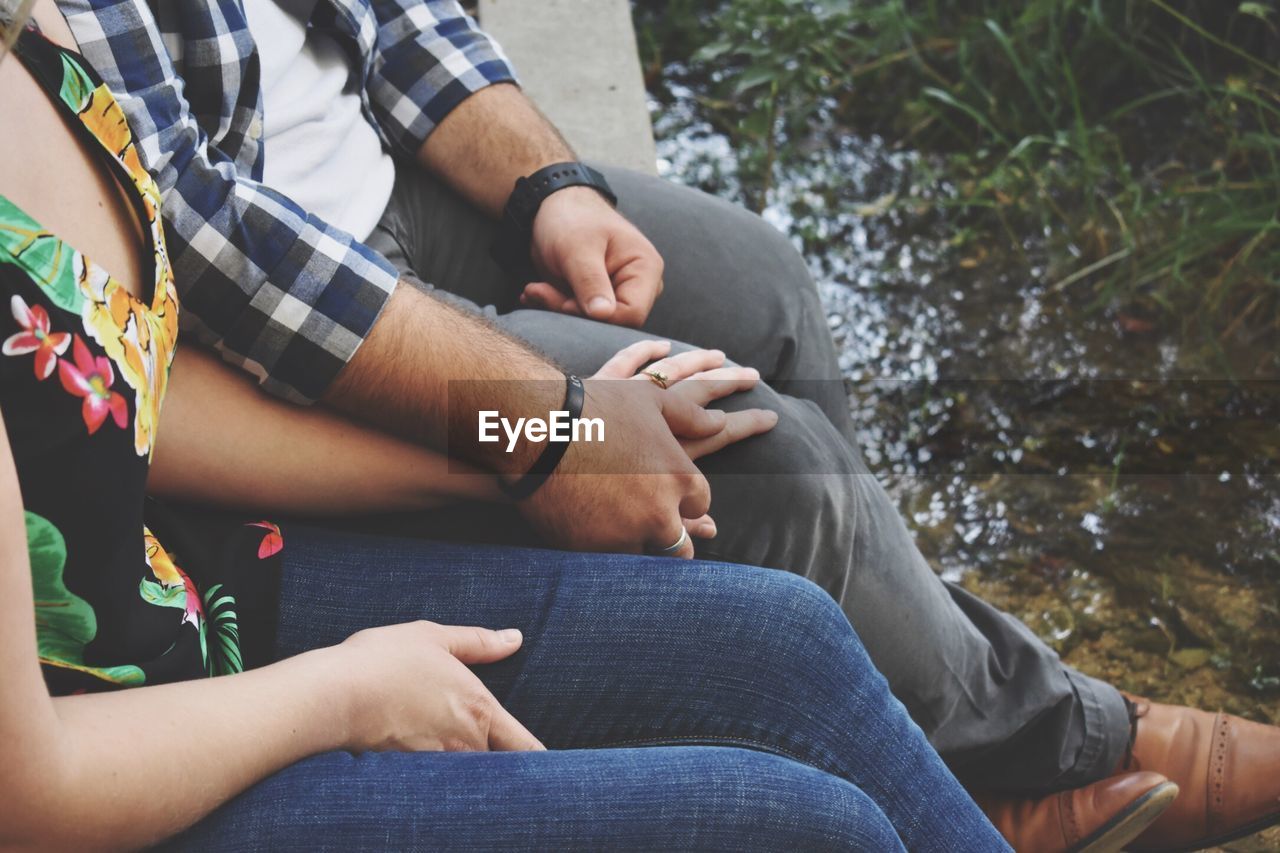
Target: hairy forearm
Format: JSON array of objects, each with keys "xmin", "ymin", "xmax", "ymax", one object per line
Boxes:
[
  {"xmin": 149, "ymin": 346, "xmax": 504, "ymax": 513},
  {"xmin": 1, "ymin": 650, "xmax": 348, "ymax": 851},
  {"xmin": 417, "ymin": 82, "xmax": 575, "ymax": 217},
  {"xmin": 322, "ymin": 283, "xmax": 567, "ymax": 476}
]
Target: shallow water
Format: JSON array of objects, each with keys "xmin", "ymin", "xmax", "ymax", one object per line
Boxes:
[{"xmin": 642, "ymin": 39, "xmax": 1280, "ymax": 728}]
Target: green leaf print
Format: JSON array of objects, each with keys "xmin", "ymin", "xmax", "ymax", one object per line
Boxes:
[
  {"xmin": 58, "ymin": 52, "xmax": 95, "ymax": 113},
  {"xmin": 28, "ymin": 512, "xmax": 144, "ymax": 686},
  {"xmin": 202, "ymin": 584, "xmax": 243, "ymax": 676},
  {"xmin": 0, "ymin": 54, "xmax": 98, "ymax": 316},
  {"xmin": 139, "ymin": 577, "xmax": 244, "ymax": 676},
  {"xmin": 0, "ymin": 198, "xmax": 86, "ymax": 316},
  {"xmin": 138, "ymin": 577, "xmax": 187, "ymax": 609}
]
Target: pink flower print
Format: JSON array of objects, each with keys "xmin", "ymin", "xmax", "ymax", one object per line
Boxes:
[
  {"xmin": 247, "ymin": 522, "xmax": 284, "ymax": 559},
  {"xmin": 3, "ymin": 295, "xmax": 71, "ymax": 379},
  {"xmin": 58, "ymin": 335, "xmax": 128, "ymax": 434}
]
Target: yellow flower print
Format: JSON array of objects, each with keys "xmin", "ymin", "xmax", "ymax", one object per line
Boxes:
[
  {"xmin": 66, "ymin": 74, "xmax": 151, "ymax": 203},
  {"xmin": 75, "ymin": 258, "xmax": 177, "ymax": 458},
  {"xmin": 55, "ymin": 50, "xmax": 179, "ymax": 458}
]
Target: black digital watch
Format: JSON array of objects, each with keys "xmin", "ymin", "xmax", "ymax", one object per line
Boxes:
[{"xmin": 490, "ymin": 162, "xmax": 617, "ymax": 283}]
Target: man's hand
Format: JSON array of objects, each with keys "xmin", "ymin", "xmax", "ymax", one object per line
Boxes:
[
  {"xmin": 593, "ymin": 340, "xmax": 778, "ymax": 463},
  {"xmin": 516, "ymin": 342, "xmax": 778, "ymax": 559},
  {"xmin": 417, "ymin": 83, "xmax": 663, "ymax": 328},
  {"xmin": 520, "ymin": 187, "xmax": 665, "ymax": 328},
  {"xmin": 516, "ymin": 378, "xmax": 713, "ymax": 558}
]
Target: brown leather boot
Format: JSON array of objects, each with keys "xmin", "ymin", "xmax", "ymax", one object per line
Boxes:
[
  {"xmin": 1120, "ymin": 695, "xmax": 1280, "ymax": 851},
  {"xmin": 975, "ymin": 771, "xmax": 1178, "ymax": 853}
]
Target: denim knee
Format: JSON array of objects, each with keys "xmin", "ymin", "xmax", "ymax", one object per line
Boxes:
[
  {"xmin": 667, "ymin": 748, "xmax": 906, "ymax": 852},
  {"xmin": 168, "ymin": 748, "xmax": 906, "ymax": 852},
  {"xmin": 727, "ymin": 566, "xmax": 851, "ymax": 639},
  {"xmin": 693, "ymin": 564, "xmax": 869, "ymax": 686}
]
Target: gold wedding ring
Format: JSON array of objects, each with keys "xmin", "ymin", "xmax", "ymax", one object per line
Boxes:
[{"xmin": 643, "ymin": 369, "xmax": 669, "ymax": 390}]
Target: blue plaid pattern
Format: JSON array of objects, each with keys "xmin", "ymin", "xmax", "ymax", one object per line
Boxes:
[{"xmin": 56, "ymin": 0, "xmax": 518, "ymax": 402}]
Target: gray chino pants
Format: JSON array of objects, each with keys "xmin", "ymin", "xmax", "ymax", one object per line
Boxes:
[{"xmin": 362, "ymin": 163, "xmax": 1130, "ymax": 793}]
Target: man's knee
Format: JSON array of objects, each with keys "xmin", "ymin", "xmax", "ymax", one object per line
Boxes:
[
  {"xmin": 695, "ymin": 385, "xmax": 863, "ymax": 571},
  {"xmin": 601, "ymin": 167, "xmax": 824, "ymax": 361},
  {"xmin": 605, "ymin": 165, "xmax": 811, "ymax": 287}
]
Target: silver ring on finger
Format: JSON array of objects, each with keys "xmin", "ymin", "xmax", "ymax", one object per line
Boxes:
[{"xmin": 647, "ymin": 527, "xmax": 688, "ymax": 557}]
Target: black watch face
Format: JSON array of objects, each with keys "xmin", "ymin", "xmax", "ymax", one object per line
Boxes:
[{"xmin": 513, "ymin": 189, "xmax": 541, "ymax": 221}]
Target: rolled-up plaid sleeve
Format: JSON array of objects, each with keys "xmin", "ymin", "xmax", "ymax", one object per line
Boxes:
[
  {"xmin": 367, "ymin": 0, "xmax": 519, "ymax": 157},
  {"xmin": 60, "ymin": 0, "xmax": 400, "ymax": 404}
]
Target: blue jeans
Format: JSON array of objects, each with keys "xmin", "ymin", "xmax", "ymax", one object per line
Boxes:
[{"xmin": 169, "ymin": 528, "xmax": 1009, "ymax": 851}]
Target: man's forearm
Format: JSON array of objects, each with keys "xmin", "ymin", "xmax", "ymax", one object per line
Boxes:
[
  {"xmin": 322, "ymin": 282, "xmax": 564, "ymax": 476},
  {"xmin": 417, "ymin": 83, "xmax": 575, "ymax": 217},
  {"xmin": 151, "ymin": 347, "xmax": 503, "ymax": 513}
]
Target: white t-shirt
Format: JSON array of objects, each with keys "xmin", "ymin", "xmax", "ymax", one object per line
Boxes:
[{"xmin": 242, "ymin": 0, "xmax": 396, "ymax": 240}]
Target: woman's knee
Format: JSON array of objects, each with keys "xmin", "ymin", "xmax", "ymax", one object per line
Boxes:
[
  {"xmin": 682, "ymin": 748, "xmax": 906, "ymax": 851},
  {"xmin": 685, "ymin": 563, "xmax": 867, "ymax": 674},
  {"xmin": 174, "ymin": 748, "xmax": 904, "ymax": 851}
]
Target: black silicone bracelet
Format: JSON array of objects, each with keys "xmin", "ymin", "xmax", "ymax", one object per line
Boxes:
[{"xmin": 499, "ymin": 375, "xmax": 585, "ymax": 501}]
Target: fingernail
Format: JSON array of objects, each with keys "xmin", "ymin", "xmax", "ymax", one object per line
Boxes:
[
  {"xmin": 747, "ymin": 367, "xmax": 760, "ymax": 379},
  {"xmin": 499, "ymin": 628, "xmax": 523, "ymax": 644},
  {"xmin": 765, "ymin": 410, "xmax": 779, "ymax": 423},
  {"xmin": 588, "ymin": 297, "xmax": 613, "ymax": 315},
  {"xmin": 699, "ymin": 520, "xmax": 717, "ymax": 538}
]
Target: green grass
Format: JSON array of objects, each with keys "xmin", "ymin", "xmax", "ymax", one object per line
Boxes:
[{"xmin": 636, "ymin": 0, "xmax": 1280, "ymax": 341}]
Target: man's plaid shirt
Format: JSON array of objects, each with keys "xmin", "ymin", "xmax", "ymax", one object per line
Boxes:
[{"xmin": 56, "ymin": 0, "xmax": 518, "ymax": 402}]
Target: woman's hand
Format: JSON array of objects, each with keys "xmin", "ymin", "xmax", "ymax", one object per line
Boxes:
[
  {"xmin": 592, "ymin": 340, "xmax": 779, "ymax": 549},
  {"xmin": 336, "ymin": 621, "xmax": 544, "ymax": 754},
  {"xmin": 595, "ymin": 341, "xmax": 778, "ymax": 460}
]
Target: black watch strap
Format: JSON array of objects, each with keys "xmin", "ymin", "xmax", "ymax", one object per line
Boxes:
[
  {"xmin": 491, "ymin": 162, "xmax": 617, "ymax": 283},
  {"xmin": 499, "ymin": 375, "xmax": 585, "ymax": 502}
]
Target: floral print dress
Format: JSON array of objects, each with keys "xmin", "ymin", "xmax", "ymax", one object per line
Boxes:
[{"xmin": 2, "ymin": 28, "xmax": 282, "ymax": 694}]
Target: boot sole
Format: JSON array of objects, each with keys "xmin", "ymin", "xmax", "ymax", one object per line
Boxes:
[
  {"xmin": 1068, "ymin": 781, "xmax": 1180, "ymax": 853},
  {"xmin": 1132, "ymin": 807, "xmax": 1280, "ymax": 853}
]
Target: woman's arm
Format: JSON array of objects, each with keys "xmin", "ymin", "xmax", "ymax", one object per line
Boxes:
[
  {"xmin": 148, "ymin": 345, "xmax": 504, "ymax": 513},
  {"xmin": 0, "ymin": 411, "xmax": 340, "ymax": 849},
  {"xmin": 0, "ymin": 406, "xmax": 538, "ymax": 850}
]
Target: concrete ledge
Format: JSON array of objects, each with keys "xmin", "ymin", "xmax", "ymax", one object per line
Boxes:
[{"xmin": 478, "ymin": 0, "xmax": 657, "ymax": 174}]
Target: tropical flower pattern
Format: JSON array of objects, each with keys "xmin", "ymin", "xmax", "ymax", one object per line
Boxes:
[
  {"xmin": 58, "ymin": 54, "xmax": 151, "ymax": 206},
  {"xmin": 28, "ymin": 512, "xmax": 144, "ymax": 686},
  {"xmin": 140, "ymin": 531, "xmax": 205, "ymax": 630},
  {"xmin": 59, "ymin": 51, "xmax": 179, "ymax": 459},
  {"xmin": 140, "ymin": 532, "xmax": 244, "ymax": 676},
  {"xmin": 3, "ymin": 294, "xmax": 70, "ymax": 379},
  {"xmin": 0, "ymin": 198, "xmax": 82, "ymax": 315},
  {"xmin": 0, "ymin": 47, "xmax": 178, "ymax": 458},
  {"xmin": 3, "ymin": 30, "xmax": 267, "ymax": 693},
  {"xmin": 201, "ymin": 584, "xmax": 245, "ymax": 676},
  {"xmin": 58, "ymin": 334, "xmax": 128, "ymax": 434},
  {"xmin": 247, "ymin": 521, "xmax": 284, "ymax": 559},
  {"xmin": 76, "ymin": 255, "xmax": 177, "ymax": 457}
]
